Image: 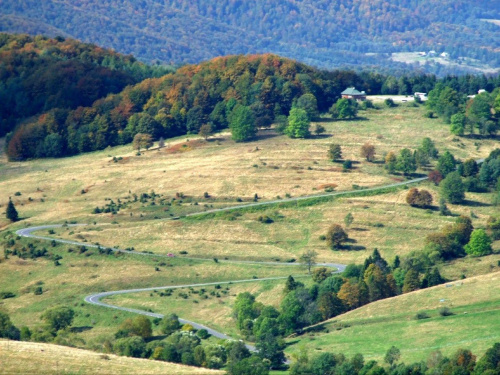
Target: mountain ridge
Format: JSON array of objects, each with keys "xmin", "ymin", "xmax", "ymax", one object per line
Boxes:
[{"xmin": 1, "ymin": 0, "xmax": 499, "ymax": 75}]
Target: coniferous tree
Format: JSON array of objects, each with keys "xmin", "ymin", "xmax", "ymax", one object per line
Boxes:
[{"xmin": 6, "ymin": 198, "xmax": 18, "ymax": 222}]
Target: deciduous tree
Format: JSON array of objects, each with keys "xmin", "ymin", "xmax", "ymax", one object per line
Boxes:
[
  {"xmin": 328, "ymin": 144, "xmax": 342, "ymax": 161},
  {"xmin": 41, "ymin": 306, "xmax": 74, "ymax": 331},
  {"xmin": 465, "ymin": 229, "xmax": 492, "ymax": 257},
  {"xmin": 299, "ymin": 250, "xmax": 318, "ymax": 274},
  {"xmin": 361, "ymin": 143, "xmax": 376, "ymax": 162},
  {"xmin": 326, "ymin": 224, "xmax": 348, "ymax": 249},
  {"xmin": 132, "ymin": 133, "xmax": 153, "ymax": 153},
  {"xmin": 286, "ymin": 107, "xmax": 310, "ymax": 138},
  {"xmin": 229, "ymin": 105, "xmax": 257, "ymax": 142},
  {"xmin": 440, "ymin": 171, "xmax": 465, "ymax": 204}
]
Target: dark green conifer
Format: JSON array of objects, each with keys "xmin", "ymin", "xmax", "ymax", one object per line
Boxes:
[{"xmin": 6, "ymin": 198, "xmax": 18, "ymax": 222}]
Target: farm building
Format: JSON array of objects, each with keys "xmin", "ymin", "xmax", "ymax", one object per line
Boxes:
[{"xmin": 341, "ymin": 87, "xmax": 366, "ymax": 101}]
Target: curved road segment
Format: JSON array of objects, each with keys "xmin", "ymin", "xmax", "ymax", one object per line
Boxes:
[{"xmin": 16, "ymin": 175, "xmax": 432, "ymax": 351}]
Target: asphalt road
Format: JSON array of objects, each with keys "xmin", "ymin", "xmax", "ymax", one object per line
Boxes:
[{"xmin": 15, "ymin": 174, "xmax": 431, "ymax": 353}]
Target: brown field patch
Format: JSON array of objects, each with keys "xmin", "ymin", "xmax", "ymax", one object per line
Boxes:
[{"xmin": 0, "ymin": 340, "xmax": 222, "ymax": 374}]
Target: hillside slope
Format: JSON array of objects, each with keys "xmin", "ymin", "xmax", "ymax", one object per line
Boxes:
[
  {"xmin": 289, "ymin": 271, "xmax": 500, "ymax": 362},
  {"xmin": 0, "ymin": 34, "xmax": 172, "ymax": 137},
  {"xmin": 0, "ymin": 340, "xmax": 223, "ymax": 374},
  {"xmin": 0, "ymin": 0, "xmax": 498, "ymax": 74}
]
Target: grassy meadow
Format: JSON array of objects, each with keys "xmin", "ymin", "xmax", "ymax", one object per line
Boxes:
[
  {"xmin": 0, "ymin": 103, "xmax": 499, "ymax": 365},
  {"xmin": 286, "ymin": 271, "xmax": 500, "ymax": 363}
]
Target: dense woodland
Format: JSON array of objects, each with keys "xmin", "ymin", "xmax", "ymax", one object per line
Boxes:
[
  {"xmin": 0, "ymin": 1, "xmax": 499, "ymax": 74},
  {"xmin": 0, "ymin": 34, "xmax": 173, "ymax": 137},
  {"xmin": 2, "ymin": 43, "xmax": 439, "ymax": 161}
]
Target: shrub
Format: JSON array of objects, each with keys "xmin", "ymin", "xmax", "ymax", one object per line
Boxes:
[
  {"xmin": 384, "ymin": 98, "xmax": 395, "ymax": 107},
  {"xmin": 342, "ymin": 160, "xmax": 352, "ymax": 171},
  {"xmin": 415, "ymin": 312, "xmax": 430, "ymax": 320},
  {"xmin": 197, "ymin": 329, "xmax": 210, "ymax": 339},
  {"xmin": 439, "ymin": 307, "xmax": 453, "ymax": 316},
  {"xmin": 0, "ymin": 292, "xmax": 15, "ymax": 299},
  {"xmin": 257, "ymin": 215, "xmax": 274, "ymax": 224},
  {"xmin": 406, "ymin": 188, "xmax": 433, "ymax": 208}
]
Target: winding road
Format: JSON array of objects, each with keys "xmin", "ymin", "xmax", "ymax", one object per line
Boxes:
[{"xmin": 15, "ymin": 175, "xmax": 429, "ymax": 351}]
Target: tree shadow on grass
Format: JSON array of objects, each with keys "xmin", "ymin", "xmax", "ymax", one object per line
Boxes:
[
  {"xmin": 70, "ymin": 326, "xmax": 93, "ymax": 333},
  {"xmin": 341, "ymin": 238, "xmax": 366, "ymax": 251},
  {"xmin": 207, "ymin": 137, "xmax": 226, "ymax": 142},
  {"xmin": 460, "ymin": 199, "xmax": 491, "ymax": 207}
]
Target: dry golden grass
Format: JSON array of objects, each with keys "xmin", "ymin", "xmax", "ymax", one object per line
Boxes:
[
  {"xmin": 0, "ymin": 106, "xmax": 496, "ymax": 229},
  {"xmin": 0, "ymin": 339, "xmax": 223, "ymax": 374},
  {"xmin": 54, "ymin": 183, "xmax": 499, "ymax": 266}
]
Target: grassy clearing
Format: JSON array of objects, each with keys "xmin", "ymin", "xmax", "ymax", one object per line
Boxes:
[
  {"xmin": 287, "ymin": 271, "xmax": 500, "ymax": 363},
  {"xmin": 0, "ymin": 339, "xmax": 222, "ymax": 374}
]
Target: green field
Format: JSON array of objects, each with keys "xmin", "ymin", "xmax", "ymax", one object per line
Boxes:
[{"xmin": 287, "ymin": 272, "xmax": 500, "ymax": 363}]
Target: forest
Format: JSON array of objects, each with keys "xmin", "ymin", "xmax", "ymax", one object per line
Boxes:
[
  {"xmin": 3, "ymin": 34, "xmax": 500, "ymax": 161},
  {"xmin": 0, "ymin": 0, "xmax": 498, "ymax": 74},
  {"xmin": 0, "ymin": 34, "xmax": 172, "ymax": 138}
]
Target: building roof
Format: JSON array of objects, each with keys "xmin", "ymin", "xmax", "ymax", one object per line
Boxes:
[{"xmin": 341, "ymin": 87, "xmax": 365, "ymax": 96}]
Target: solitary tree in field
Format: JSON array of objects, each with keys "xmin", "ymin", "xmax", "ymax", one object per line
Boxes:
[
  {"xmin": 428, "ymin": 170, "xmax": 443, "ymax": 185},
  {"xmin": 361, "ymin": 143, "xmax": 376, "ymax": 162},
  {"xmin": 328, "ymin": 144, "xmax": 342, "ymax": 161},
  {"xmin": 6, "ymin": 198, "xmax": 18, "ymax": 222},
  {"xmin": 326, "ymin": 224, "xmax": 348, "ymax": 249},
  {"xmin": 199, "ymin": 123, "xmax": 213, "ymax": 140},
  {"xmin": 314, "ymin": 124, "xmax": 325, "ymax": 136},
  {"xmin": 396, "ymin": 148, "xmax": 417, "ymax": 175},
  {"xmin": 437, "ymin": 151, "xmax": 457, "ymax": 177},
  {"xmin": 133, "ymin": 133, "xmax": 153, "ymax": 154},
  {"xmin": 299, "ymin": 250, "xmax": 318, "ymax": 274},
  {"xmin": 406, "ymin": 188, "xmax": 433, "ymax": 208}
]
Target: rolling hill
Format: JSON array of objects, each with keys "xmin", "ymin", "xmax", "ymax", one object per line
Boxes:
[
  {"xmin": 0, "ymin": 339, "xmax": 223, "ymax": 374},
  {"xmin": 0, "ymin": 34, "xmax": 172, "ymax": 137},
  {"xmin": 0, "ymin": 1, "xmax": 499, "ymax": 74}
]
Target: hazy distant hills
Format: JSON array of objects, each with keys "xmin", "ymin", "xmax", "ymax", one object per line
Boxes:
[{"xmin": 1, "ymin": 1, "xmax": 499, "ymax": 74}]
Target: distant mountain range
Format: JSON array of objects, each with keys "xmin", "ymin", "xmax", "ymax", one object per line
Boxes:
[{"xmin": 1, "ymin": 0, "xmax": 499, "ymax": 75}]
